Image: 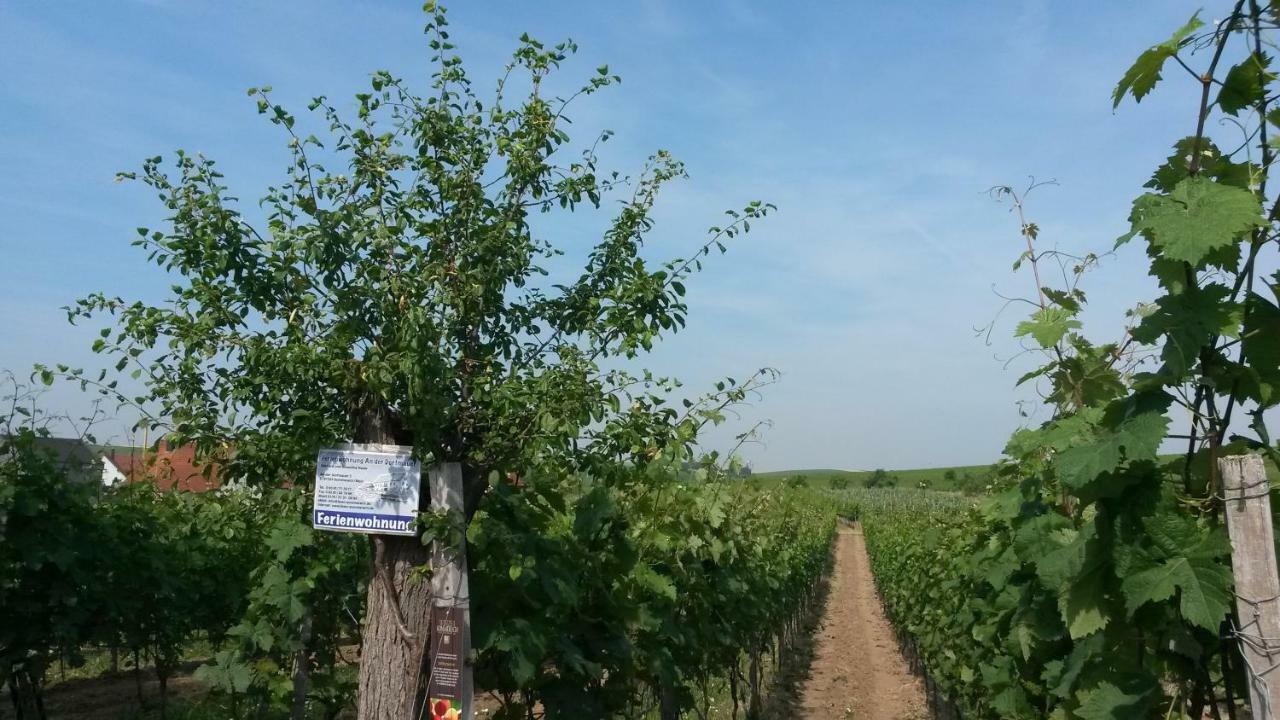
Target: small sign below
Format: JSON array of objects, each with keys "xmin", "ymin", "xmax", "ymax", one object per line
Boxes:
[
  {"xmin": 428, "ymin": 605, "xmax": 466, "ymax": 716},
  {"xmin": 313, "ymin": 445, "xmax": 420, "ymax": 536}
]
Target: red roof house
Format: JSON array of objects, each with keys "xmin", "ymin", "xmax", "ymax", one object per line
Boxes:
[{"xmin": 108, "ymin": 441, "xmax": 221, "ymax": 492}]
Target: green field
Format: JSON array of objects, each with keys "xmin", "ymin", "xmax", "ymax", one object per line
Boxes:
[
  {"xmin": 754, "ymin": 463, "xmax": 996, "ymax": 493},
  {"xmin": 759, "ymin": 454, "xmax": 1280, "ymax": 494}
]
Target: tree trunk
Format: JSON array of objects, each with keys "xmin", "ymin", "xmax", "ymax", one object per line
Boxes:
[{"xmin": 354, "ymin": 400, "xmax": 435, "ymax": 720}]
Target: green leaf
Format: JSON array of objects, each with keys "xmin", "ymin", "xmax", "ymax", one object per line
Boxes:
[
  {"xmin": 1241, "ymin": 292, "xmax": 1280, "ymax": 406},
  {"xmin": 1058, "ymin": 565, "xmax": 1111, "ymax": 639},
  {"xmin": 1218, "ymin": 52, "xmax": 1275, "ymax": 116},
  {"xmin": 264, "ymin": 520, "xmax": 312, "ymax": 561},
  {"xmin": 633, "ymin": 564, "xmax": 677, "ymax": 601},
  {"xmin": 1044, "ymin": 634, "xmax": 1105, "ymax": 699},
  {"xmin": 1015, "ymin": 364, "xmax": 1052, "ymax": 387},
  {"xmin": 1016, "ymin": 306, "xmax": 1082, "ymax": 348},
  {"xmin": 1131, "ymin": 283, "xmax": 1241, "ymax": 379},
  {"xmin": 572, "ymin": 486, "xmax": 615, "ymax": 540},
  {"xmin": 1120, "ymin": 509, "xmax": 1233, "ymax": 630},
  {"xmin": 1054, "ymin": 410, "xmax": 1168, "ymax": 491},
  {"xmin": 1118, "ymin": 177, "xmax": 1264, "ymax": 266},
  {"xmin": 1147, "ymin": 138, "xmax": 1254, "ymax": 193},
  {"xmin": 1042, "ymin": 287, "xmax": 1082, "ymax": 313},
  {"xmin": 1013, "ymin": 512, "xmax": 1075, "ymax": 561},
  {"xmin": 1074, "ymin": 678, "xmax": 1156, "ymax": 720},
  {"xmin": 1122, "ymin": 554, "xmax": 1232, "ymax": 630},
  {"xmin": 1112, "ymin": 12, "xmax": 1204, "ymax": 108}
]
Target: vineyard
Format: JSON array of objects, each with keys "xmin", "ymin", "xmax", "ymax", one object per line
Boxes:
[
  {"xmin": 2, "ymin": 413, "xmax": 837, "ymax": 719},
  {"xmin": 5, "ymin": 1, "xmax": 1280, "ymax": 720},
  {"xmin": 834, "ymin": 4, "xmax": 1280, "ymax": 717}
]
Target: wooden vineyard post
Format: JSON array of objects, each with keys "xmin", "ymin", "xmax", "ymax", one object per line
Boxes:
[
  {"xmin": 427, "ymin": 463, "xmax": 473, "ymax": 720},
  {"xmin": 1220, "ymin": 454, "xmax": 1280, "ymax": 720}
]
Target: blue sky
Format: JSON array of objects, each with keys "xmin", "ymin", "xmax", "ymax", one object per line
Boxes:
[{"xmin": 0, "ymin": 1, "xmax": 1243, "ymax": 471}]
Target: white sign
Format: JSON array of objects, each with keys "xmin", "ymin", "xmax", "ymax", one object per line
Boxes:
[{"xmin": 313, "ymin": 445, "xmax": 421, "ymax": 536}]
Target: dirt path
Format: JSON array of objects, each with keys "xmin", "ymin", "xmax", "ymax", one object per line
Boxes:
[{"xmin": 799, "ymin": 523, "xmax": 926, "ymax": 720}]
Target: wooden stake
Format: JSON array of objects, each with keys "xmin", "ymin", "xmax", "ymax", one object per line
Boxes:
[
  {"xmin": 428, "ymin": 463, "xmax": 473, "ymax": 720},
  {"xmin": 1220, "ymin": 454, "xmax": 1280, "ymax": 720}
]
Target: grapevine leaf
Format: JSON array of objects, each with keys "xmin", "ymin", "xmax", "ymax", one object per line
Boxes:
[
  {"xmin": 1016, "ymin": 364, "xmax": 1052, "ymax": 387},
  {"xmin": 1016, "ymin": 306, "xmax": 1082, "ymax": 348},
  {"xmin": 1113, "ymin": 12, "xmax": 1204, "ymax": 108},
  {"xmin": 1074, "ymin": 678, "xmax": 1157, "ymax": 720},
  {"xmin": 1034, "ymin": 524, "xmax": 1088, "ymax": 590},
  {"xmin": 1149, "ymin": 256, "xmax": 1189, "ymax": 293},
  {"xmin": 1122, "ymin": 555, "xmax": 1232, "ymax": 631},
  {"xmin": 1217, "ymin": 52, "xmax": 1275, "ymax": 116},
  {"xmin": 1059, "ymin": 566, "xmax": 1111, "ymax": 639},
  {"xmin": 1013, "ymin": 512, "xmax": 1075, "ymax": 560},
  {"xmin": 982, "ymin": 659, "xmax": 1036, "ymax": 716},
  {"xmin": 1120, "ymin": 509, "xmax": 1233, "ymax": 630},
  {"xmin": 633, "ymin": 564, "xmax": 677, "ymax": 601},
  {"xmin": 1148, "ymin": 137, "xmax": 1253, "ymax": 192},
  {"xmin": 1043, "ymin": 287, "xmax": 1082, "ymax": 313},
  {"xmin": 265, "ymin": 520, "xmax": 313, "ymax": 561},
  {"xmin": 1053, "ymin": 410, "xmax": 1167, "ymax": 492},
  {"xmin": 1131, "ymin": 283, "xmax": 1241, "ymax": 379},
  {"xmin": 1047, "ymin": 633, "xmax": 1107, "ymax": 698},
  {"xmin": 1241, "ymin": 292, "xmax": 1280, "ymax": 407},
  {"xmin": 1034, "ymin": 514, "xmax": 1115, "ymax": 638},
  {"xmin": 1039, "ymin": 407, "xmax": 1105, "ymax": 452},
  {"xmin": 1050, "ymin": 344, "xmax": 1127, "ymax": 408},
  {"xmin": 1145, "ymin": 503, "xmax": 1231, "ymax": 561},
  {"xmin": 1117, "ymin": 177, "xmax": 1264, "ymax": 266},
  {"xmin": 983, "ymin": 546, "xmax": 1020, "ymax": 591}
]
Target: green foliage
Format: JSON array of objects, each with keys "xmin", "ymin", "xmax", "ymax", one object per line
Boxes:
[
  {"xmin": 1111, "ymin": 12, "xmax": 1203, "ymax": 108},
  {"xmin": 64, "ymin": 2, "xmax": 774, "ymax": 506},
  {"xmin": 1016, "ymin": 306, "xmax": 1083, "ymax": 349},
  {"xmin": 1118, "ymin": 176, "xmax": 1265, "ymax": 266},
  {"xmin": 851, "ymin": 7, "xmax": 1280, "ymax": 717},
  {"xmin": 0, "ymin": 375, "xmax": 271, "ymax": 717},
  {"xmin": 45, "ymin": 5, "xmax": 800, "ymax": 718},
  {"xmin": 196, "ymin": 490, "xmax": 365, "ymax": 719},
  {"xmin": 469, "ymin": 468, "xmax": 835, "ymax": 717},
  {"xmin": 98, "ymin": 486, "xmax": 263, "ymax": 689},
  {"xmin": 863, "ymin": 468, "xmax": 896, "ymax": 489},
  {"xmin": 0, "ymin": 427, "xmax": 105, "ymax": 712}
]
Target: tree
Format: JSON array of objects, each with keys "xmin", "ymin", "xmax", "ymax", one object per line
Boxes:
[
  {"xmin": 65, "ymin": 5, "xmax": 772, "ymax": 718},
  {"xmin": 863, "ymin": 469, "xmax": 895, "ymax": 489},
  {"xmin": 0, "ymin": 377, "xmax": 105, "ymax": 719}
]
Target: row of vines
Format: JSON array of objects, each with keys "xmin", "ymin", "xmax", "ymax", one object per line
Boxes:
[
  {"xmin": 0, "ymin": 419, "xmax": 366, "ymax": 720},
  {"xmin": 844, "ymin": 3, "xmax": 1280, "ymax": 718},
  {"xmin": 3, "ymin": 397, "xmax": 835, "ymax": 720}
]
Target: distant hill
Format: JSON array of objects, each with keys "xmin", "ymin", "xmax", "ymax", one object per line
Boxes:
[
  {"xmin": 758, "ymin": 454, "xmax": 1280, "ymax": 493},
  {"xmin": 755, "ymin": 464, "xmax": 996, "ymax": 493}
]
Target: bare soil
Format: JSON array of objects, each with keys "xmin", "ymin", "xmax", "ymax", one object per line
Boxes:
[
  {"xmin": 799, "ymin": 523, "xmax": 926, "ymax": 720},
  {"xmin": 0, "ymin": 665, "xmax": 206, "ymax": 720}
]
